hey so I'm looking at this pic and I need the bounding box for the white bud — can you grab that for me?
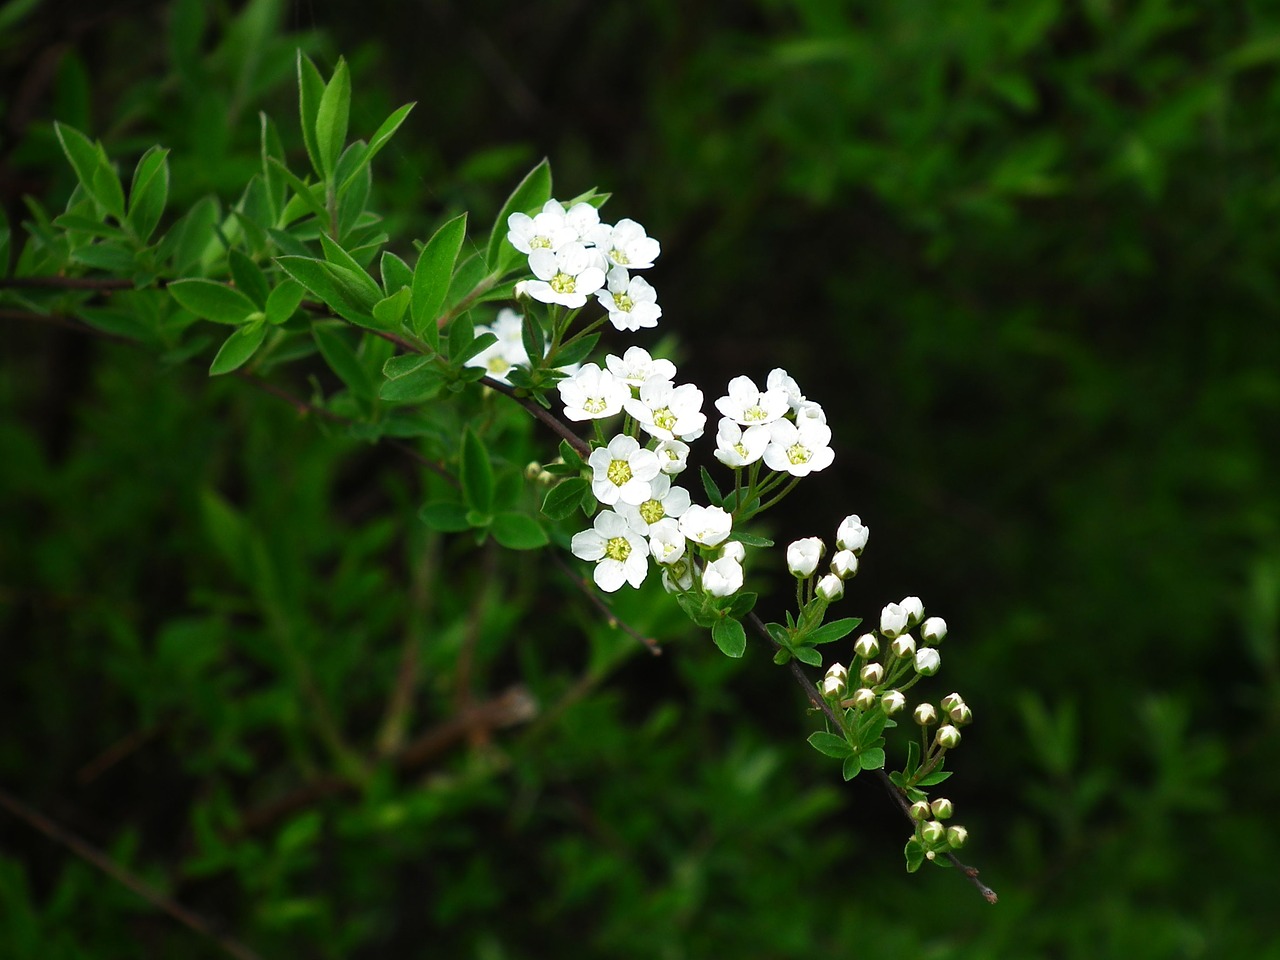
[836,514,869,554]
[786,536,824,577]
[825,662,848,683]
[890,634,916,659]
[661,557,694,593]
[940,692,965,713]
[720,540,745,563]
[859,662,883,685]
[881,689,906,715]
[913,703,938,726]
[950,702,973,726]
[852,687,877,711]
[900,596,924,626]
[937,724,961,749]
[702,556,743,597]
[821,674,845,698]
[921,616,947,645]
[930,797,954,820]
[830,549,858,579]
[914,648,940,676]
[816,573,844,601]
[853,633,880,659]
[879,602,909,638]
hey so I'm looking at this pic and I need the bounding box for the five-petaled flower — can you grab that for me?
[570,510,649,592]
[588,434,660,506]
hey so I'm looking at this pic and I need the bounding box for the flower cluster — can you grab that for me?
[508,199,662,330]
[714,371,833,477]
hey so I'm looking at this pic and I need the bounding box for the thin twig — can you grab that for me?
[552,550,662,655]
[0,785,263,960]
[0,275,137,290]
[481,375,590,457]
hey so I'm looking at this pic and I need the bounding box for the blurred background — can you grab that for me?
[3,0,1279,956]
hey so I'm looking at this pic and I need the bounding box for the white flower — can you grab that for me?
[786,537,824,577]
[525,242,607,308]
[595,267,662,332]
[652,439,691,475]
[795,400,827,425]
[900,596,924,626]
[616,473,691,534]
[880,602,909,638]
[466,309,530,383]
[625,379,706,442]
[714,375,790,427]
[647,517,687,565]
[816,573,844,601]
[713,418,771,468]
[915,648,941,676]
[767,368,805,413]
[678,504,733,547]
[605,346,676,389]
[702,556,743,597]
[506,199,586,254]
[662,556,694,593]
[588,434,660,506]
[557,363,630,421]
[836,515,869,554]
[570,509,648,592]
[763,418,834,477]
[921,617,948,645]
[720,540,745,563]
[589,218,661,270]
[830,549,858,579]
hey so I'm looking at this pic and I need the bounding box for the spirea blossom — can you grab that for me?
[786,537,824,577]
[558,363,630,421]
[702,556,744,597]
[715,375,790,427]
[588,434,660,506]
[836,515,869,554]
[763,419,834,477]
[647,518,686,565]
[596,267,661,332]
[625,380,706,442]
[616,474,691,534]
[678,504,733,547]
[589,218,661,270]
[714,419,770,468]
[605,346,676,389]
[570,509,648,592]
[525,242,607,308]
[506,199,594,254]
[652,439,691,475]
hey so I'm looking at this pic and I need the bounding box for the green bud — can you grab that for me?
[854,633,880,659]
[930,797,953,820]
[859,662,884,685]
[913,703,938,726]
[881,689,906,715]
[946,825,968,849]
[921,820,946,844]
[909,801,931,821]
[937,724,961,749]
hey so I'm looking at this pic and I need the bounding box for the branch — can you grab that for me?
[480,375,591,457]
[0,785,263,960]
[551,549,662,656]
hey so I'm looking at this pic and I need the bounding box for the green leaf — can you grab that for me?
[700,467,724,507]
[209,322,267,375]
[169,279,257,325]
[319,234,383,304]
[267,157,327,222]
[275,256,377,326]
[372,287,411,329]
[446,312,475,364]
[807,731,854,759]
[904,740,921,777]
[730,531,774,548]
[859,747,886,771]
[904,838,926,873]
[91,164,127,220]
[312,325,374,399]
[411,213,468,339]
[228,249,270,308]
[541,478,587,520]
[793,646,823,666]
[380,251,412,294]
[53,122,124,218]
[337,102,416,195]
[809,617,863,646]
[419,501,470,532]
[727,591,757,619]
[296,52,327,178]
[315,57,351,182]
[492,513,548,550]
[521,307,546,363]
[765,622,790,646]
[460,428,494,515]
[677,593,718,629]
[454,332,498,366]
[842,755,862,781]
[487,158,551,271]
[379,355,443,403]
[711,618,746,658]
[551,333,599,369]
[265,279,305,325]
[916,770,954,788]
[126,146,169,242]
[772,649,792,665]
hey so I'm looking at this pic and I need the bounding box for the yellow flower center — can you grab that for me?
[610,247,629,265]
[606,459,633,487]
[530,236,552,249]
[652,406,676,432]
[486,356,511,374]
[639,499,665,524]
[612,292,635,312]
[744,404,768,422]
[787,442,811,465]
[584,397,608,414]
[605,536,631,561]
[550,271,576,294]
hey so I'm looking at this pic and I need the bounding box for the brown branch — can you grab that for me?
[481,375,590,457]
[552,549,662,656]
[0,275,137,290]
[0,785,263,960]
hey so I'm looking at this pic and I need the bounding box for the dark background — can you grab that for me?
[3,0,1278,956]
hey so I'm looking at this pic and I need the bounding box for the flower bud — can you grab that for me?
[889,634,916,659]
[940,692,964,714]
[816,573,844,601]
[909,801,931,821]
[945,825,969,849]
[930,797,954,820]
[702,556,743,597]
[913,703,938,726]
[524,460,543,480]
[836,514,869,554]
[914,648,940,676]
[786,537,824,577]
[921,820,946,844]
[858,662,884,686]
[661,558,694,593]
[949,702,973,726]
[854,633,880,659]
[852,687,876,711]
[720,540,746,563]
[821,674,845,698]
[830,549,858,579]
[900,596,924,626]
[921,616,947,645]
[936,724,961,749]
[879,602,909,639]
[881,689,906,715]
